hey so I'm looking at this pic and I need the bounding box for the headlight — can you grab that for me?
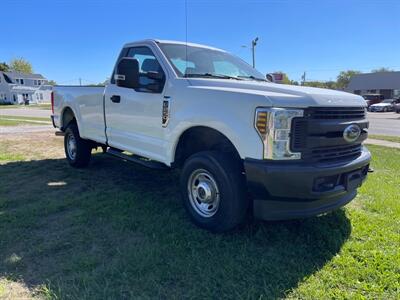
[255,107,303,160]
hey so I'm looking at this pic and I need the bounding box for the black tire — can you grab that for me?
[64,123,92,168]
[180,151,248,232]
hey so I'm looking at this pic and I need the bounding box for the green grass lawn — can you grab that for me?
[0,115,51,126]
[0,134,399,299]
[369,134,400,144]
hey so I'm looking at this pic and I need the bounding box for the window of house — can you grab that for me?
[36,94,39,100]
[40,93,43,100]
[21,79,24,85]
[34,80,37,85]
[3,74,12,83]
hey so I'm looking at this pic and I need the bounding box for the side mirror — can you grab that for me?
[146,71,163,81]
[266,73,283,84]
[115,58,139,89]
[266,73,275,82]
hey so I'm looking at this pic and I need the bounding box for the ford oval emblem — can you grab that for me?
[343,124,361,143]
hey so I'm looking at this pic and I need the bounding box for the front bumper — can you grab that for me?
[244,146,371,220]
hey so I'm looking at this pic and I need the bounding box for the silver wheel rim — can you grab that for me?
[187,169,220,218]
[66,133,77,160]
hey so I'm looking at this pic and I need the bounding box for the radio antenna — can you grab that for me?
[185,0,188,75]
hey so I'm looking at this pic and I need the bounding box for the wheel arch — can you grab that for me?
[61,106,77,130]
[172,125,242,168]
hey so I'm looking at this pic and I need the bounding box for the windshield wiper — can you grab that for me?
[238,75,267,82]
[184,73,244,80]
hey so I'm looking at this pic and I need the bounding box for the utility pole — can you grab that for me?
[301,72,306,85]
[251,37,259,68]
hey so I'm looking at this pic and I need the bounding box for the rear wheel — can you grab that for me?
[64,123,92,168]
[180,151,248,232]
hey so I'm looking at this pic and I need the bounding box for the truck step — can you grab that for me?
[106,148,169,170]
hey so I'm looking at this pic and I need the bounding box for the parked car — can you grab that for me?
[369,99,397,112]
[51,39,371,232]
[394,99,400,113]
[363,94,384,108]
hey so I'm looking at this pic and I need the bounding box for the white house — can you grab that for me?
[0,71,52,105]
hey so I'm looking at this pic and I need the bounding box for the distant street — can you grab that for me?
[0,107,51,118]
[367,112,400,136]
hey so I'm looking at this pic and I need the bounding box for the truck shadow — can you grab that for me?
[0,154,351,299]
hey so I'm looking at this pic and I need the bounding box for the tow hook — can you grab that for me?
[368,167,374,173]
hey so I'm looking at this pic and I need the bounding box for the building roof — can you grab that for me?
[1,71,46,80]
[347,71,400,91]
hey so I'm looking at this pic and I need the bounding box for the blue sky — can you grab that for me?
[1,0,399,84]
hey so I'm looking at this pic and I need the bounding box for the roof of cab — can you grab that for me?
[123,39,226,52]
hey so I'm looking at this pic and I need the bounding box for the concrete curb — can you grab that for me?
[365,139,400,149]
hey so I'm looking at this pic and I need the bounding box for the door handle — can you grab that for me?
[110,95,121,103]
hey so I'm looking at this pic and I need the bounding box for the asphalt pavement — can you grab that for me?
[367,112,400,136]
[0,107,51,118]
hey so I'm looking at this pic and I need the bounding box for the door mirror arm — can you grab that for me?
[146,71,164,81]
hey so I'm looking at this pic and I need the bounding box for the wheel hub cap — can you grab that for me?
[67,134,77,160]
[188,169,220,218]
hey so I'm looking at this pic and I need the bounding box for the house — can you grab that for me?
[346,71,400,99]
[0,71,52,104]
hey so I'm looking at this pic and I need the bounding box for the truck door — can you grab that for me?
[104,46,168,163]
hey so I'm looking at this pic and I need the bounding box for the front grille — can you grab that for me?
[291,119,308,150]
[306,107,366,119]
[302,144,362,163]
[291,107,367,163]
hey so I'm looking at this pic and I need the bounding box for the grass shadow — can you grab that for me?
[0,154,351,299]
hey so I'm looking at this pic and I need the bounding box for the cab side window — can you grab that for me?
[126,47,165,92]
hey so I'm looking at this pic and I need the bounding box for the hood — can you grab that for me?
[371,102,391,107]
[188,78,366,108]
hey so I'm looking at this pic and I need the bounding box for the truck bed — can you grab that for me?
[53,85,106,144]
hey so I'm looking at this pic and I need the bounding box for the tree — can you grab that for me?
[9,58,33,74]
[371,67,393,73]
[0,62,9,72]
[47,80,57,86]
[336,70,361,90]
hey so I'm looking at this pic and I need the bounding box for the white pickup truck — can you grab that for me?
[52,39,371,232]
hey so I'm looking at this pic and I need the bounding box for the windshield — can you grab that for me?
[158,43,266,81]
[382,99,393,103]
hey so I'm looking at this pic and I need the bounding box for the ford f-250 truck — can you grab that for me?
[52,39,371,232]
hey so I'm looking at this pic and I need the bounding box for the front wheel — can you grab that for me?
[180,151,248,232]
[64,123,92,168]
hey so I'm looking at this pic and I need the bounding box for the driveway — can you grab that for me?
[367,112,400,136]
[0,107,51,118]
